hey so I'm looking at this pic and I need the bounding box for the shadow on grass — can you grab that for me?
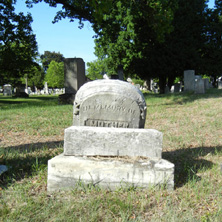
[163,146,222,188]
[0,95,63,110]
[1,141,221,190]
[144,88,222,106]
[0,140,64,189]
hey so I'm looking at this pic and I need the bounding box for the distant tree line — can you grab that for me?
[1,0,222,93]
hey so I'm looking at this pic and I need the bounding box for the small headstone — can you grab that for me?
[173,83,181,92]
[184,70,195,92]
[218,82,222,89]
[3,84,12,96]
[117,64,124,80]
[164,85,170,94]
[203,78,210,90]
[195,78,205,94]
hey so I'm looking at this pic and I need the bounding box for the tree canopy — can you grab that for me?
[44,60,64,88]
[40,51,64,72]
[0,0,38,86]
[6,0,222,93]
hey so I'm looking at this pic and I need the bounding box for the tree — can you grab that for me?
[44,60,64,88]
[0,0,38,86]
[86,59,105,80]
[27,65,45,89]
[40,51,64,72]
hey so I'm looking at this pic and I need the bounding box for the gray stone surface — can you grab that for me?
[218,82,222,89]
[203,78,210,90]
[173,83,181,92]
[73,80,147,129]
[47,154,174,192]
[195,78,205,94]
[184,70,195,92]
[3,84,12,96]
[64,58,86,94]
[64,126,162,158]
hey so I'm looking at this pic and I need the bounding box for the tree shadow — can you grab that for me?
[0,140,64,189]
[0,96,66,110]
[162,146,222,188]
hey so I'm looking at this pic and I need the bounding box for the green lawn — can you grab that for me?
[0,90,222,221]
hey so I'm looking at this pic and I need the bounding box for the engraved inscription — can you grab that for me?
[82,104,135,114]
[84,119,129,128]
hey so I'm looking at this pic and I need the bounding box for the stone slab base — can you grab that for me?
[47,154,174,192]
[64,126,162,158]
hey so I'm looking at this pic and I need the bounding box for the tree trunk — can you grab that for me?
[159,76,166,94]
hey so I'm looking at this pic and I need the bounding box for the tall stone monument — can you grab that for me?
[59,58,86,104]
[48,80,174,191]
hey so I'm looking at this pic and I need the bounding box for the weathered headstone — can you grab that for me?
[59,58,86,104]
[184,70,195,92]
[173,83,181,93]
[203,78,210,90]
[164,85,170,94]
[117,64,124,81]
[218,82,222,89]
[48,80,174,191]
[195,78,205,94]
[3,84,12,96]
[73,80,147,128]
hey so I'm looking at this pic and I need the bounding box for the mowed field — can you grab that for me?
[0,89,222,221]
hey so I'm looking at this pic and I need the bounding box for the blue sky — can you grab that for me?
[15,0,215,66]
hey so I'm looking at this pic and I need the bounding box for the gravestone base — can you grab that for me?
[58,93,75,105]
[47,154,174,192]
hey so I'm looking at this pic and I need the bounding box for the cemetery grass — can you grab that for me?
[0,90,222,221]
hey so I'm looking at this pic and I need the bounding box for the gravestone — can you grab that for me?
[218,82,222,89]
[184,70,195,92]
[14,84,29,97]
[195,78,205,94]
[173,83,181,93]
[164,85,170,94]
[48,80,174,191]
[73,80,146,128]
[203,78,210,90]
[59,58,86,104]
[3,84,12,96]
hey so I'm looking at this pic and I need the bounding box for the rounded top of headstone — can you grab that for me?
[73,80,147,128]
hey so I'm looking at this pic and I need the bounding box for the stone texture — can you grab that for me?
[47,154,174,192]
[3,84,12,96]
[184,70,195,92]
[73,80,147,128]
[203,78,210,90]
[195,78,205,94]
[64,58,86,94]
[64,126,162,158]
[218,82,222,89]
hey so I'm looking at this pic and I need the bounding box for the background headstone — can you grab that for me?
[3,84,12,96]
[218,82,222,89]
[195,78,205,94]
[64,58,86,94]
[204,78,210,90]
[59,58,86,104]
[184,70,195,92]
